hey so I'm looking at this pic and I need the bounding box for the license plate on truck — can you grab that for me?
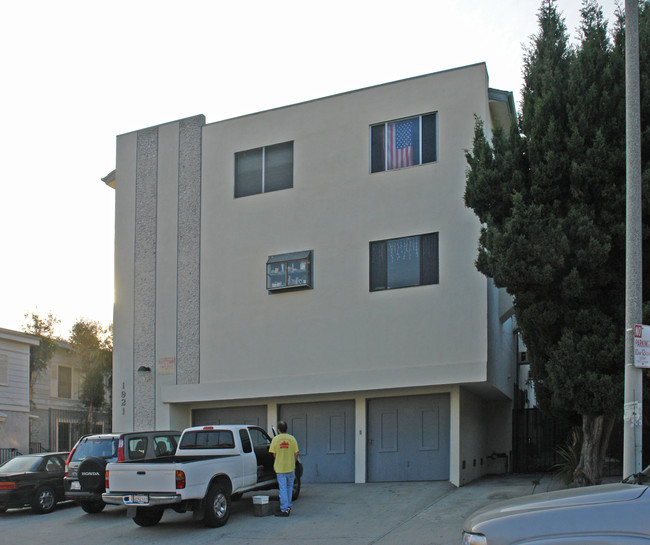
[132,494,149,504]
[71,481,81,490]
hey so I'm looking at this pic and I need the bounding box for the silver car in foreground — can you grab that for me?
[462,468,650,544]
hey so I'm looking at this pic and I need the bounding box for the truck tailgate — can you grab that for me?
[107,462,177,493]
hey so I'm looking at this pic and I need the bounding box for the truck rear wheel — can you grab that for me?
[203,483,231,527]
[133,507,164,527]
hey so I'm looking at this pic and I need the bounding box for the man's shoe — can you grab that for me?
[275,510,289,517]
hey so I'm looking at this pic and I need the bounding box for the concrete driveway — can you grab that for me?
[0,474,565,545]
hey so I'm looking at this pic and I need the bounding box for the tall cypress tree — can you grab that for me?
[465,0,649,485]
[553,0,625,486]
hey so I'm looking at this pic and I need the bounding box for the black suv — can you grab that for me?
[64,431,180,513]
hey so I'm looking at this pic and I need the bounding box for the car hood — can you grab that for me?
[464,483,648,530]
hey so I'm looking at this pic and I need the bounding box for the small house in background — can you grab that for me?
[0,327,111,461]
[0,327,38,462]
[30,340,111,453]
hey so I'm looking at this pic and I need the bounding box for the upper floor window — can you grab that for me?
[370,113,437,173]
[235,141,293,198]
[267,250,313,291]
[57,365,72,399]
[370,233,439,291]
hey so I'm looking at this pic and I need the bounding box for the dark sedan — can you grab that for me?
[0,452,68,514]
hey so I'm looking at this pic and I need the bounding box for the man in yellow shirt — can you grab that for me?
[269,420,299,517]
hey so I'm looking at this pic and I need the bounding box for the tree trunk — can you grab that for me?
[87,403,94,435]
[573,414,615,486]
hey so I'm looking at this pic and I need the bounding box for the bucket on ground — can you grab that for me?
[252,495,273,516]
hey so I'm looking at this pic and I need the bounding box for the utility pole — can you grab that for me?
[623,0,643,478]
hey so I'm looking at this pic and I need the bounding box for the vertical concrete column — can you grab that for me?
[169,403,191,431]
[449,386,460,487]
[623,0,644,477]
[177,116,204,385]
[267,402,278,433]
[155,122,180,429]
[354,396,367,483]
[113,132,137,432]
[115,115,204,432]
[133,126,159,431]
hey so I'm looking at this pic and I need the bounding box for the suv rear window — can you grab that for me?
[127,437,148,459]
[180,430,235,449]
[71,438,118,461]
[152,435,178,457]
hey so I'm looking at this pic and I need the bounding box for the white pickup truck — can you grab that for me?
[102,424,302,527]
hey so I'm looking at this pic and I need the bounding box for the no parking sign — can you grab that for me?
[634,324,650,368]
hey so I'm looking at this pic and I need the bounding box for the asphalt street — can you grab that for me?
[0,473,567,545]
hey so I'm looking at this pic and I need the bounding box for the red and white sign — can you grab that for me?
[634,324,650,368]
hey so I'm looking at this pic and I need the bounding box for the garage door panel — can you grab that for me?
[420,408,439,451]
[328,414,346,454]
[290,414,308,456]
[380,411,398,452]
[192,405,267,428]
[280,400,355,483]
[368,394,449,482]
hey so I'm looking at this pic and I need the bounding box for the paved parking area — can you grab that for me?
[0,474,565,545]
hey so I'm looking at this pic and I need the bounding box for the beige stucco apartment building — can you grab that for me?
[108,63,517,486]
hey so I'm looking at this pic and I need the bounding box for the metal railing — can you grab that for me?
[0,447,21,465]
[512,408,623,477]
[30,442,49,454]
[48,408,112,451]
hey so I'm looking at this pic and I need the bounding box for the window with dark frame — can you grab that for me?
[267,250,312,291]
[369,233,439,291]
[370,113,437,173]
[179,430,235,449]
[46,456,64,472]
[57,365,72,399]
[128,437,148,459]
[239,429,253,453]
[235,141,293,198]
[58,422,71,451]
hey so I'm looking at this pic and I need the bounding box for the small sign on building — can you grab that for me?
[157,357,176,375]
[633,325,650,368]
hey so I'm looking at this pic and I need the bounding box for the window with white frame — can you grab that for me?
[370,113,437,173]
[57,365,72,399]
[235,141,293,198]
[369,233,439,291]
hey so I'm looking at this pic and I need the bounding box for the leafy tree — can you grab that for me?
[68,319,112,427]
[465,0,650,485]
[23,312,59,403]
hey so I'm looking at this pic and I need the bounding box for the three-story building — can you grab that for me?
[107,63,517,486]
